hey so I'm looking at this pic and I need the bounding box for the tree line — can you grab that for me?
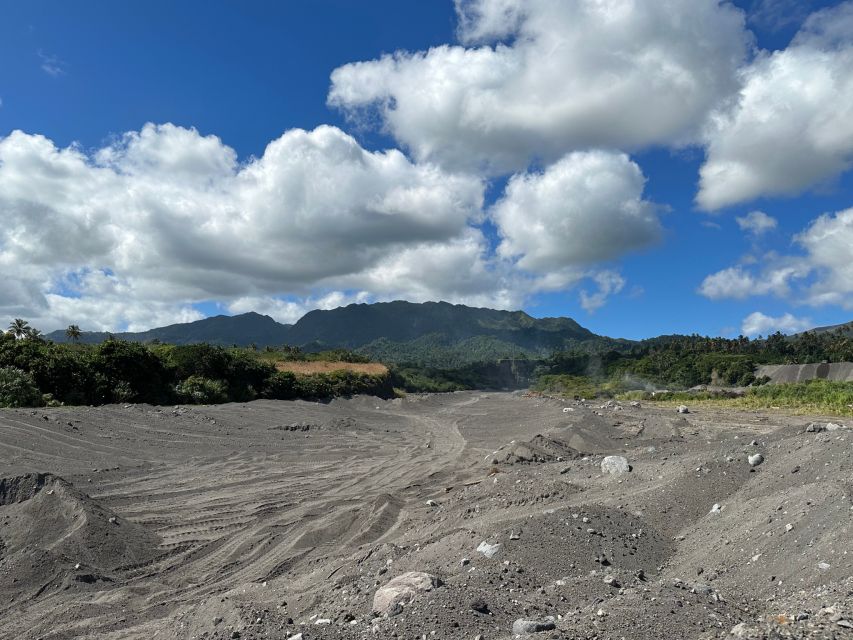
[537,328,853,390]
[0,323,392,408]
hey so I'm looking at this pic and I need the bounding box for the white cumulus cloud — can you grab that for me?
[329,0,749,174]
[699,206,853,309]
[741,311,812,336]
[492,150,662,272]
[0,124,491,331]
[579,271,626,314]
[698,2,853,209]
[736,210,778,235]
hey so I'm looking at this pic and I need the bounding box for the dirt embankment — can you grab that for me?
[275,361,389,375]
[0,393,850,639]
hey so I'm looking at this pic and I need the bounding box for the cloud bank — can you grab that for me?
[0,124,654,331]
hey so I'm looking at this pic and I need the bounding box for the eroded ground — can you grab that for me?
[0,392,851,639]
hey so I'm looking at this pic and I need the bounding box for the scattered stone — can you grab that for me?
[677,405,690,414]
[476,541,501,558]
[785,523,793,532]
[747,454,764,467]
[603,575,620,588]
[470,597,489,614]
[460,558,470,567]
[425,499,438,507]
[600,455,630,474]
[512,618,556,634]
[509,531,520,540]
[806,422,825,433]
[709,503,722,515]
[108,516,118,525]
[818,562,831,571]
[373,572,442,617]
[826,422,845,431]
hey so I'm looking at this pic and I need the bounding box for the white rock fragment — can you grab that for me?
[372,572,442,617]
[600,456,631,474]
[476,541,501,558]
[748,454,764,467]
[677,405,690,414]
[709,503,722,515]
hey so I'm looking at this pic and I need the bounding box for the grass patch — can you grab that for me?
[619,380,853,416]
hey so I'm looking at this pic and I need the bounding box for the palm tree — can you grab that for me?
[65,324,82,343]
[8,319,29,340]
[25,327,43,341]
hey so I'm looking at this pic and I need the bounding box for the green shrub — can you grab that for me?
[0,366,44,407]
[262,371,298,400]
[175,376,229,404]
[91,340,171,403]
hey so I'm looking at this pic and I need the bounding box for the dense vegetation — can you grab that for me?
[534,330,853,393]
[0,330,392,408]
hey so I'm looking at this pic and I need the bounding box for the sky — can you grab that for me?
[0,0,852,340]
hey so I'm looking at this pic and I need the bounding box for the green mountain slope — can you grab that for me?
[45,300,614,364]
[47,312,292,346]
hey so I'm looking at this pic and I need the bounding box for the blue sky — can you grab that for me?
[1,0,851,339]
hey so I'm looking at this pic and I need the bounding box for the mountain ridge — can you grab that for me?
[45,300,614,364]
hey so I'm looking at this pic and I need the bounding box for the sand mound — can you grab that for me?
[489,434,584,465]
[0,473,160,600]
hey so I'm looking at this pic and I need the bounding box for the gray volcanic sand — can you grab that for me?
[0,393,851,639]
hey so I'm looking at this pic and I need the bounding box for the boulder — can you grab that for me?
[476,541,501,558]
[747,454,764,467]
[600,456,630,474]
[372,572,442,617]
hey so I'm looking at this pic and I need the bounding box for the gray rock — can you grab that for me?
[476,541,501,558]
[677,405,690,414]
[747,453,764,467]
[512,618,556,634]
[600,455,630,474]
[372,571,442,617]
